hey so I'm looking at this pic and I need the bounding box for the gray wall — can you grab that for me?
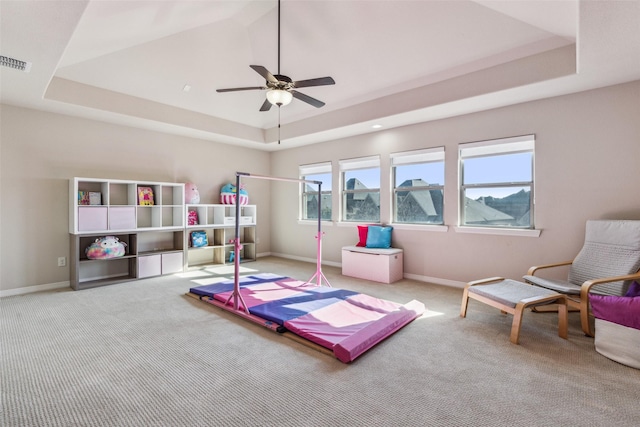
[1,80,639,292]
[270,80,640,286]
[0,106,271,292]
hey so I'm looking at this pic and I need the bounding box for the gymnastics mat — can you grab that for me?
[188,273,425,363]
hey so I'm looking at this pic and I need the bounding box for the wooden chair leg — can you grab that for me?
[460,287,470,318]
[558,300,568,339]
[510,303,525,344]
[580,299,594,337]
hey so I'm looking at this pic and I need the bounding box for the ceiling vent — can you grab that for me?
[1,55,32,72]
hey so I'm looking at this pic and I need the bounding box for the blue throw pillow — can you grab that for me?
[366,226,393,248]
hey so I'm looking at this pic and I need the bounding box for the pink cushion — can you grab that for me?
[590,295,640,330]
[356,225,372,247]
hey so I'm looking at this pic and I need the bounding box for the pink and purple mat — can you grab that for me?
[189,273,425,363]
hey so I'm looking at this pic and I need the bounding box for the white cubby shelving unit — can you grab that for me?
[185,204,257,269]
[69,177,185,290]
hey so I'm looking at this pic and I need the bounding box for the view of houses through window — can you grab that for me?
[340,156,380,222]
[460,135,534,228]
[392,148,445,224]
[300,162,332,221]
[299,136,534,229]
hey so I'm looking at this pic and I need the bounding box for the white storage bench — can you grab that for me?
[341,246,404,284]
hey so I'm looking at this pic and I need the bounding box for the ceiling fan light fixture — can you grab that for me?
[266,89,293,106]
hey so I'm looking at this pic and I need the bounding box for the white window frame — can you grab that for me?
[391,147,445,225]
[299,162,332,221]
[459,135,535,230]
[339,156,381,223]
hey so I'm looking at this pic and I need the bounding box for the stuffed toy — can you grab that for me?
[85,236,127,259]
[220,183,248,205]
[185,182,200,204]
[137,187,154,205]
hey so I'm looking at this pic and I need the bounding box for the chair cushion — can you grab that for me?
[469,279,561,308]
[583,220,640,250]
[567,220,640,296]
[522,275,582,295]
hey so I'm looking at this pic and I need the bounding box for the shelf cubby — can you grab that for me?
[70,178,186,290]
[184,204,257,270]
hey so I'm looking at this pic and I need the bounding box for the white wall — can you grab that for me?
[0,106,271,292]
[2,81,639,293]
[270,81,640,286]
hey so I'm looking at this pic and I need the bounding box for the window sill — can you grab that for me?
[389,223,448,232]
[297,220,335,227]
[454,226,541,237]
[336,221,381,228]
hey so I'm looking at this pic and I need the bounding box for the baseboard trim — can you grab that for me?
[403,273,466,289]
[0,281,71,298]
[270,252,342,268]
[0,258,464,298]
[269,253,464,287]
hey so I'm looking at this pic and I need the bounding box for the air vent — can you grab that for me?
[1,55,32,73]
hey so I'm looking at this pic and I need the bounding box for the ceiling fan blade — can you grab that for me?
[250,65,278,84]
[291,90,325,108]
[259,98,273,112]
[216,86,266,93]
[293,76,335,88]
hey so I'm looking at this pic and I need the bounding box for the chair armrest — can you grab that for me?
[579,272,640,337]
[467,277,505,287]
[580,272,640,298]
[526,261,573,276]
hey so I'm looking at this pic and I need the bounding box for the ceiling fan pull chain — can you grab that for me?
[277,0,281,75]
[278,106,281,144]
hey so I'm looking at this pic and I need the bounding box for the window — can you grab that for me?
[300,162,332,221]
[460,135,534,229]
[340,156,380,222]
[392,147,445,224]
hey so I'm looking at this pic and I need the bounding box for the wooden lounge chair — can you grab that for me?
[523,220,640,337]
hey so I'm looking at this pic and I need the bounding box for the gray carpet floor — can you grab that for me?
[1,257,639,426]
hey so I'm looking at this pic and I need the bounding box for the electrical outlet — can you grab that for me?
[57,257,66,267]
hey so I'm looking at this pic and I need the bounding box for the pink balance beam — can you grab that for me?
[196,295,283,332]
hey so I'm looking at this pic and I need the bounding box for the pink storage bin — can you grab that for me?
[109,207,136,230]
[78,207,108,231]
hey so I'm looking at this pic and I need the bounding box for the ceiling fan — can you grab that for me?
[216,0,335,112]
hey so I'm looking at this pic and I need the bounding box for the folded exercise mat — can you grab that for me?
[189,274,424,363]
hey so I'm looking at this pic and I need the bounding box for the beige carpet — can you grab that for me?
[1,257,639,426]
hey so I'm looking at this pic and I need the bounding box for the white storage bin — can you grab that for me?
[224,216,253,225]
[109,207,136,230]
[138,254,161,278]
[161,252,183,274]
[78,207,108,231]
[341,246,404,284]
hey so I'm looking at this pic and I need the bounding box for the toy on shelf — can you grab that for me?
[188,210,199,226]
[138,187,154,205]
[220,183,248,205]
[185,182,200,204]
[78,191,102,206]
[229,250,242,263]
[190,231,208,248]
[85,236,127,259]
